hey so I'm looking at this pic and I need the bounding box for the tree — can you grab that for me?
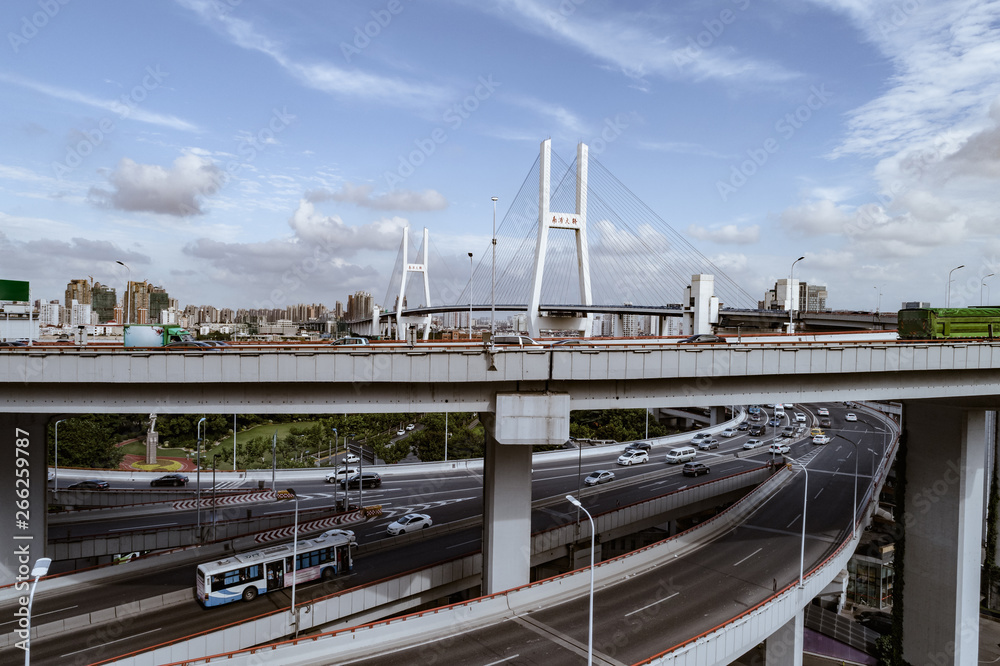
[49,416,125,469]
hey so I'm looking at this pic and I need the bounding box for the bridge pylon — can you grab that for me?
[526,140,593,338]
[393,226,432,341]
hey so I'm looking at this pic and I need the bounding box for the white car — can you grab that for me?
[794,413,806,423]
[721,428,737,437]
[742,438,763,449]
[405,423,415,430]
[783,403,794,409]
[817,408,830,416]
[617,450,649,466]
[584,469,615,486]
[812,434,831,445]
[325,467,358,483]
[396,429,406,436]
[845,413,858,422]
[386,513,432,536]
[768,442,791,454]
[691,432,710,444]
[343,453,360,464]
[319,528,356,542]
[697,438,719,451]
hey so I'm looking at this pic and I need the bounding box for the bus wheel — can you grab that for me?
[243,587,258,602]
[321,567,336,581]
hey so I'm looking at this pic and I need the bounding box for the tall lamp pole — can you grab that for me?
[947,264,965,307]
[789,459,810,588]
[24,557,52,666]
[788,256,805,334]
[116,260,131,326]
[840,436,860,540]
[196,417,206,540]
[468,252,474,339]
[566,495,594,666]
[329,427,337,465]
[287,488,300,635]
[54,418,66,491]
[982,273,995,306]
[491,196,498,336]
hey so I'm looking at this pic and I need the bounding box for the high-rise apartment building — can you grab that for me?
[91,282,117,323]
[64,279,91,310]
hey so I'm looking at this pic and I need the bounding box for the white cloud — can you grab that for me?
[89,154,223,216]
[305,183,449,211]
[779,199,854,236]
[686,223,760,244]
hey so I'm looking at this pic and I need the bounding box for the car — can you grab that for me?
[405,423,415,430]
[331,337,369,346]
[697,438,719,451]
[749,412,763,422]
[165,340,218,350]
[780,426,796,438]
[396,429,406,436]
[768,442,791,454]
[819,417,832,428]
[737,422,750,431]
[343,453,360,464]
[768,417,782,427]
[680,333,726,343]
[817,408,830,416]
[68,479,109,490]
[845,413,858,422]
[810,427,824,437]
[548,338,583,347]
[617,450,649,465]
[325,467,358,483]
[0,340,27,347]
[691,432,710,444]
[584,470,615,486]
[493,335,541,347]
[812,434,831,445]
[624,441,652,452]
[199,340,231,347]
[150,473,188,487]
[47,469,55,481]
[721,428,737,437]
[783,403,794,409]
[682,462,711,476]
[386,513,432,536]
[742,439,763,450]
[794,413,806,423]
[319,528,356,542]
[748,424,765,436]
[340,472,382,489]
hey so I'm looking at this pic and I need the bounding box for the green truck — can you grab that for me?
[123,324,194,347]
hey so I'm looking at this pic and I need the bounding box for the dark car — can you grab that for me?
[340,472,382,489]
[150,473,189,487]
[737,422,750,431]
[0,340,27,347]
[166,341,217,350]
[625,441,652,452]
[748,424,765,436]
[680,334,726,344]
[768,417,782,427]
[682,462,710,476]
[68,479,109,490]
[819,417,832,428]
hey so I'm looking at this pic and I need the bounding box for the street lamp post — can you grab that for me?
[947,264,965,307]
[468,252,473,339]
[212,454,220,533]
[24,556,52,666]
[54,418,66,491]
[840,436,860,540]
[566,495,594,666]
[789,459,810,588]
[116,260,131,326]
[788,256,805,334]
[329,427,337,465]
[287,488,300,636]
[196,417,206,540]
[982,273,995,306]
[491,196,498,336]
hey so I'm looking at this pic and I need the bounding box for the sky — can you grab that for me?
[2,0,1000,314]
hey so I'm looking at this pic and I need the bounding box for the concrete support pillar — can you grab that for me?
[902,402,985,666]
[709,406,726,426]
[481,413,533,594]
[764,609,803,666]
[0,412,51,581]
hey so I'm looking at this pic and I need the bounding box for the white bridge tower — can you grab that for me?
[526,140,593,338]
[394,226,432,341]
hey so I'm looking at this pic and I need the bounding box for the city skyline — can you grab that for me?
[2,2,1000,312]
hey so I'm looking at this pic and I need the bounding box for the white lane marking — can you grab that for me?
[108,522,174,532]
[484,656,521,665]
[0,605,78,627]
[814,488,824,499]
[60,627,162,657]
[625,592,679,617]
[446,539,480,550]
[733,547,763,567]
[786,514,801,528]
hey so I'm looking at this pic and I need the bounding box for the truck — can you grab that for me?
[124,324,194,348]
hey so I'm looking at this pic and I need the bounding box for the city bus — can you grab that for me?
[196,529,356,607]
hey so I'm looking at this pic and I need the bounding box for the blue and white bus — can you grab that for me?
[196,529,356,607]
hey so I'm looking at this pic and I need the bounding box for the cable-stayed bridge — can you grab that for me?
[370,139,757,340]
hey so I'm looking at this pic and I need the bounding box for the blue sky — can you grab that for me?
[2,0,1000,313]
